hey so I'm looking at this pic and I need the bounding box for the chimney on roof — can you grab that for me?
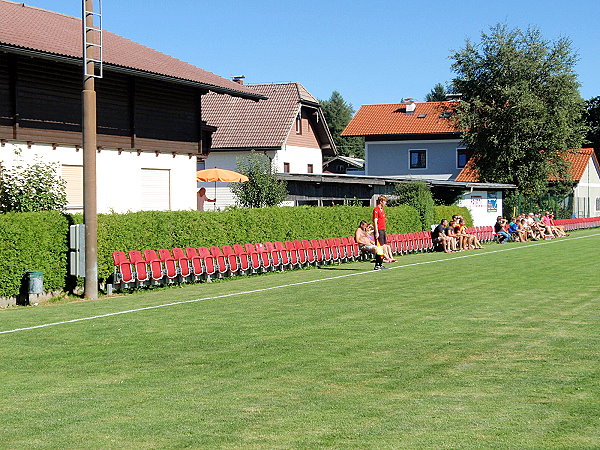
[232,75,245,85]
[404,98,416,114]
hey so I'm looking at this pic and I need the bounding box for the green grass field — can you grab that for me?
[1,229,600,448]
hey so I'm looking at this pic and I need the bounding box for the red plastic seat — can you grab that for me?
[197,247,216,275]
[264,242,282,269]
[293,240,308,265]
[325,238,341,262]
[274,241,293,267]
[333,238,348,261]
[209,245,229,274]
[285,241,301,266]
[112,251,134,284]
[143,249,165,281]
[184,247,205,277]
[158,248,178,279]
[310,239,325,263]
[301,240,316,264]
[232,244,251,272]
[222,245,240,274]
[318,238,333,262]
[340,237,355,260]
[244,243,262,271]
[172,247,192,278]
[254,243,272,270]
[128,250,149,282]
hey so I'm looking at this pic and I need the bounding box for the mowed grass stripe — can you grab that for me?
[0,229,599,447]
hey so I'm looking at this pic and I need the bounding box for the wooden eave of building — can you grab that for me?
[0,43,266,102]
[300,103,337,156]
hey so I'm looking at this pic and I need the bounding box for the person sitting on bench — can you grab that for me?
[494,216,511,243]
[355,220,385,269]
[432,219,453,253]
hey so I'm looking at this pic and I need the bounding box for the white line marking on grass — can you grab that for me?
[2,232,599,336]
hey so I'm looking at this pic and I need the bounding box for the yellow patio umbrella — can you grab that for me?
[196,168,249,209]
[196,168,249,183]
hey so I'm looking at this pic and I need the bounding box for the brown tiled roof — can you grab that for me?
[342,101,459,137]
[0,0,262,100]
[203,82,322,149]
[456,148,597,182]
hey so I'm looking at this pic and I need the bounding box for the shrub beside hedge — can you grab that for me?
[0,211,69,298]
[433,205,473,227]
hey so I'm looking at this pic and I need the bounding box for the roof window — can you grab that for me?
[417,114,427,118]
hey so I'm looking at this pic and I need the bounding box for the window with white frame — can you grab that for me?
[457,148,468,168]
[409,150,427,169]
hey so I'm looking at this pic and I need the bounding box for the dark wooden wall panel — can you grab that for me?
[17,57,81,131]
[0,53,13,126]
[96,72,131,136]
[0,54,209,151]
[135,78,199,142]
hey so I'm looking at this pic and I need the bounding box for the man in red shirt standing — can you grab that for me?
[372,195,388,270]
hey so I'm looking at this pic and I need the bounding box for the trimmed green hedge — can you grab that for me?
[93,206,421,281]
[433,205,473,227]
[1,205,422,298]
[0,211,70,298]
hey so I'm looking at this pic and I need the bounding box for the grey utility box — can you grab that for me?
[69,224,86,277]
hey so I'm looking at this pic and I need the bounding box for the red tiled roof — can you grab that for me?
[0,1,262,100]
[202,82,321,149]
[341,101,459,137]
[456,148,597,183]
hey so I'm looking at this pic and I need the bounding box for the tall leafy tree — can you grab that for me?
[320,91,364,158]
[585,96,600,158]
[231,151,288,208]
[451,24,588,195]
[425,83,448,102]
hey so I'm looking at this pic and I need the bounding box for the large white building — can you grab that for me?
[0,1,264,213]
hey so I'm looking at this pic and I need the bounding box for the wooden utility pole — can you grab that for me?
[82,0,101,299]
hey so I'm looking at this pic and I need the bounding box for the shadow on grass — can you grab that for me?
[318,266,366,271]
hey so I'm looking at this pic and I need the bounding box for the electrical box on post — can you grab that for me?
[69,224,86,277]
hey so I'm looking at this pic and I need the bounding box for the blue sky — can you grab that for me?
[22,0,600,111]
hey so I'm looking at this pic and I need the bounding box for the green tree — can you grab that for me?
[230,151,288,208]
[425,83,447,102]
[0,149,66,212]
[451,24,588,196]
[320,91,364,158]
[585,96,600,158]
[391,181,436,230]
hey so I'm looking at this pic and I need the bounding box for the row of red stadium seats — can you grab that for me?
[111,219,598,290]
[111,228,495,288]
